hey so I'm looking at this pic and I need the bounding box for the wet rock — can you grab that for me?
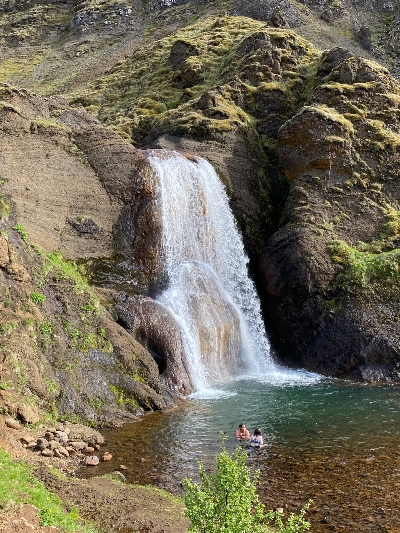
[114,295,194,396]
[84,455,100,466]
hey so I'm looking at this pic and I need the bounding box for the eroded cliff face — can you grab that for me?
[1,0,400,428]
[0,86,170,425]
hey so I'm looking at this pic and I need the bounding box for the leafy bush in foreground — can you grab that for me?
[183,443,311,533]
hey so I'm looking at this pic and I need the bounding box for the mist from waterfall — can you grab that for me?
[148,150,274,392]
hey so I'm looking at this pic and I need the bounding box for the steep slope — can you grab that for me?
[0,85,169,424]
[261,50,400,380]
[0,0,400,413]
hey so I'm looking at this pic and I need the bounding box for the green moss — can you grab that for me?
[133,371,147,384]
[31,117,72,134]
[109,385,138,408]
[329,239,400,287]
[0,56,44,83]
[303,105,355,136]
[365,119,400,150]
[72,16,317,144]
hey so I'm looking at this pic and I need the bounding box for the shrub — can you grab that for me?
[183,442,311,533]
[13,223,29,244]
[29,292,46,304]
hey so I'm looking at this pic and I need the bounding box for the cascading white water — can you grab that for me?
[148,150,274,392]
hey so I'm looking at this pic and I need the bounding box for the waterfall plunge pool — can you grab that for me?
[79,152,400,530]
[80,375,400,532]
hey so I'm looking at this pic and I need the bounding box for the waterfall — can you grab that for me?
[147,150,274,392]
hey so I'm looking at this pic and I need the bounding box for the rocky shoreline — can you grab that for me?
[0,415,189,532]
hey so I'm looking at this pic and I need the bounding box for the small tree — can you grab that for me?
[183,442,311,533]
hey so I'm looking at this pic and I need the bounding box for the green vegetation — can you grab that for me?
[109,385,138,408]
[0,449,96,532]
[71,17,317,144]
[31,117,72,134]
[329,239,400,286]
[0,196,11,219]
[329,207,400,287]
[29,291,46,304]
[13,223,29,243]
[183,442,311,533]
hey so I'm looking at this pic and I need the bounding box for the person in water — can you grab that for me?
[250,428,263,447]
[235,423,250,439]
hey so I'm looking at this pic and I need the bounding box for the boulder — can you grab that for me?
[4,418,20,430]
[114,295,193,396]
[17,404,40,425]
[84,455,100,466]
[37,438,49,451]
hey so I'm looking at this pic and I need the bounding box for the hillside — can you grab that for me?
[0,0,400,431]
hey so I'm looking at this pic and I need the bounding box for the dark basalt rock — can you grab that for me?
[260,51,400,382]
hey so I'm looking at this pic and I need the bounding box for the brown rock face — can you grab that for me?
[0,85,166,424]
[61,110,164,293]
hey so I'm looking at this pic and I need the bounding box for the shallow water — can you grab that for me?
[81,374,400,532]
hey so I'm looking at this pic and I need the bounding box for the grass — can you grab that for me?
[29,292,46,304]
[13,223,29,244]
[0,448,96,532]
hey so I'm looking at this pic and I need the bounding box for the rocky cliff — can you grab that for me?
[0,86,169,425]
[1,0,400,426]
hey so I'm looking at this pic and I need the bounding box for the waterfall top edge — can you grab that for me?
[142,148,200,164]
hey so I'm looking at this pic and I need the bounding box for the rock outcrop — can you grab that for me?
[0,85,167,424]
[261,49,400,381]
